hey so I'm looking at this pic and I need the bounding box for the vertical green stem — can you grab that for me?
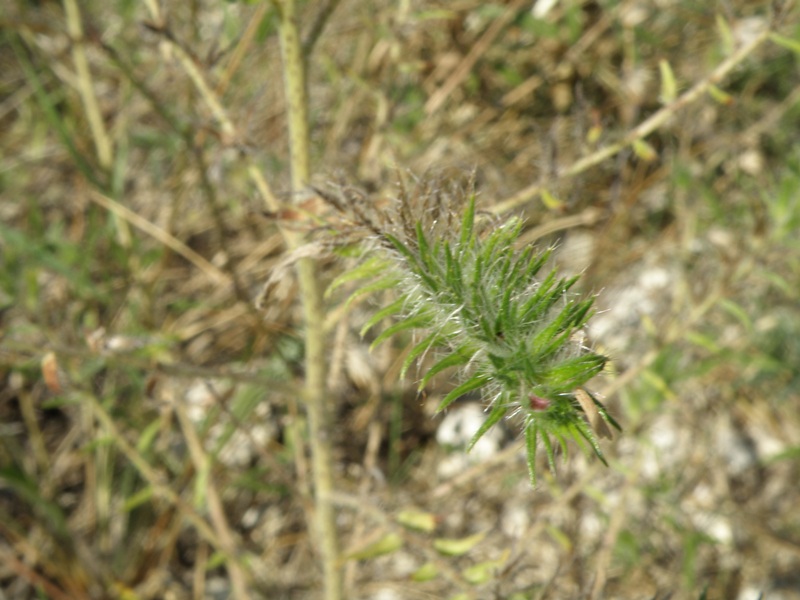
[275,1,342,598]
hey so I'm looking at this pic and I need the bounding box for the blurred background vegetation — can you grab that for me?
[1,0,799,599]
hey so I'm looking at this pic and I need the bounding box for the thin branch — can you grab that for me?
[302,0,342,56]
[87,190,231,286]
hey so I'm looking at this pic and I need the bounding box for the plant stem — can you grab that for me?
[275,1,342,598]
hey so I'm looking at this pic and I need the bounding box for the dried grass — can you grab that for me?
[1,1,799,599]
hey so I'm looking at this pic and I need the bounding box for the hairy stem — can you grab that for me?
[275,1,342,598]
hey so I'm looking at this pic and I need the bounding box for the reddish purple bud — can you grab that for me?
[529,393,550,411]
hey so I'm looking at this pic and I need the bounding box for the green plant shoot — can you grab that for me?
[326,179,621,485]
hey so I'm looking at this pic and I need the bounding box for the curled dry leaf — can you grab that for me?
[574,387,613,440]
[41,351,63,394]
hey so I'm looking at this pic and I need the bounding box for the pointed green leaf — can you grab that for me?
[467,403,508,452]
[443,243,464,298]
[541,430,557,474]
[525,424,539,486]
[572,421,608,466]
[480,225,504,261]
[499,286,514,333]
[370,312,434,350]
[401,332,445,378]
[459,195,476,247]
[511,245,535,283]
[590,394,622,432]
[416,221,431,260]
[540,354,606,390]
[554,429,570,459]
[496,251,514,286]
[471,252,485,291]
[523,247,552,281]
[360,297,407,337]
[343,276,400,311]
[326,255,387,298]
[384,232,438,291]
[419,345,474,389]
[520,270,559,321]
[436,374,491,412]
[383,232,415,261]
[415,222,441,279]
[477,314,495,340]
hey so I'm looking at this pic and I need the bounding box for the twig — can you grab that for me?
[516,207,603,246]
[216,3,271,98]
[88,190,231,286]
[302,0,342,56]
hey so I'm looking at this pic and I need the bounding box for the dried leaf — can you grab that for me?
[41,352,63,393]
[574,388,613,439]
